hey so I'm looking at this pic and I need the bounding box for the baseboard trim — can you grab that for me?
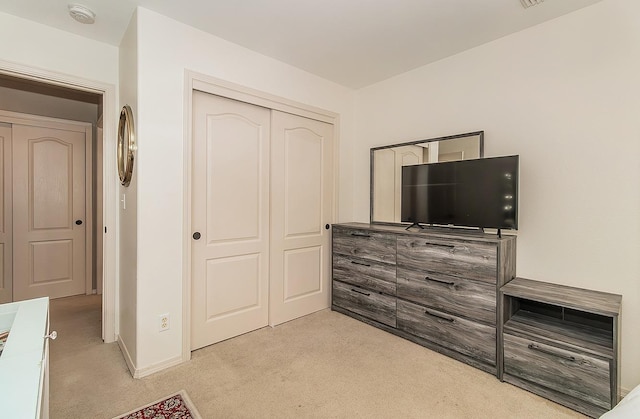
[133,355,184,379]
[116,334,185,378]
[116,335,136,378]
[620,386,631,398]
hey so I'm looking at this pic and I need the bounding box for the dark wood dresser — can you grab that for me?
[331,222,516,376]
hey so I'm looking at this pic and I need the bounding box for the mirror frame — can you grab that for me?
[117,105,136,187]
[370,131,484,225]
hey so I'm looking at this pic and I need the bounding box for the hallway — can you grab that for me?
[49,295,130,417]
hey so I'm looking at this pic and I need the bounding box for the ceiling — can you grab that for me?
[0,0,602,88]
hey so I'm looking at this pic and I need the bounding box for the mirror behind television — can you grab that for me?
[370,131,483,224]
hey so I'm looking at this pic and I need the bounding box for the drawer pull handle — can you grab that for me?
[351,233,371,238]
[424,242,472,255]
[425,276,455,287]
[44,331,58,341]
[527,343,576,362]
[424,310,455,323]
[451,246,470,254]
[426,242,455,249]
[351,261,371,267]
[351,288,371,297]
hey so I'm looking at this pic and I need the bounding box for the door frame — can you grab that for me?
[182,70,340,361]
[0,110,93,299]
[0,60,117,343]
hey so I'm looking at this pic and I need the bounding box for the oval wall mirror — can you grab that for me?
[370,131,484,225]
[117,105,136,187]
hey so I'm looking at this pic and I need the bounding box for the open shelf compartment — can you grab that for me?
[503,302,613,358]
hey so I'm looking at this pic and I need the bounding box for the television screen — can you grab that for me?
[401,156,518,230]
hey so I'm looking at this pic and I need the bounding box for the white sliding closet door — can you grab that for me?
[269,111,333,326]
[191,91,271,350]
[190,90,334,350]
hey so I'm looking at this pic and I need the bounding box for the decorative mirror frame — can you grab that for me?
[370,131,484,225]
[117,105,136,187]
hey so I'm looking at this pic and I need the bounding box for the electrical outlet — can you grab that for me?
[159,314,170,332]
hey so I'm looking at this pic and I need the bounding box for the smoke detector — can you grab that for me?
[68,4,96,24]
[521,0,544,8]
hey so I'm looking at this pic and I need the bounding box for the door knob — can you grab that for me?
[325,224,330,230]
[193,232,201,240]
[75,220,83,225]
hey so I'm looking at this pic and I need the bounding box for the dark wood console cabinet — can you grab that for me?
[331,222,516,376]
[500,277,622,418]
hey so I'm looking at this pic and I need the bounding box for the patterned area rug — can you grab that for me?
[112,390,202,419]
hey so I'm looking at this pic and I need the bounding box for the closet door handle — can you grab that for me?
[192,232,201,240]
[75,220,83,225]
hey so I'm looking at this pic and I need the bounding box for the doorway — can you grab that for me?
[0,65,116,343]
[0,118,93,302]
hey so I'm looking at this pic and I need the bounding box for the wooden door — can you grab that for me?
[269,111,333,325]
[12,124,87,301]
[191,91,270,350]
[0,124,12,304]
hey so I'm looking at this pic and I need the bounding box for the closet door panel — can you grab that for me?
[270,111,334,326]
[191,91,270,350]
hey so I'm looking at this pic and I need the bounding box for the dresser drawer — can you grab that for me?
[397,299,495,366]
[333,227,396,264]
[332,281,396,327]
[397,237,496,283]
[333,253,396,295]
[503,333,611,410]
[397,268,495,325]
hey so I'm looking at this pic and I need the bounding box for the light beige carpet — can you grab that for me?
[49,295,586,418]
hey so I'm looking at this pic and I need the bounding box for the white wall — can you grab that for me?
[132,8,356,371]
[0,12,117,87]
[354,0,640,391]
[118,11,139,368]
[0,10,120,341]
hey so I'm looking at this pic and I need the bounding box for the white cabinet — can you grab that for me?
[0,297,52,418]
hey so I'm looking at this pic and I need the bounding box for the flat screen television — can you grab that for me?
[401,155,518,231]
